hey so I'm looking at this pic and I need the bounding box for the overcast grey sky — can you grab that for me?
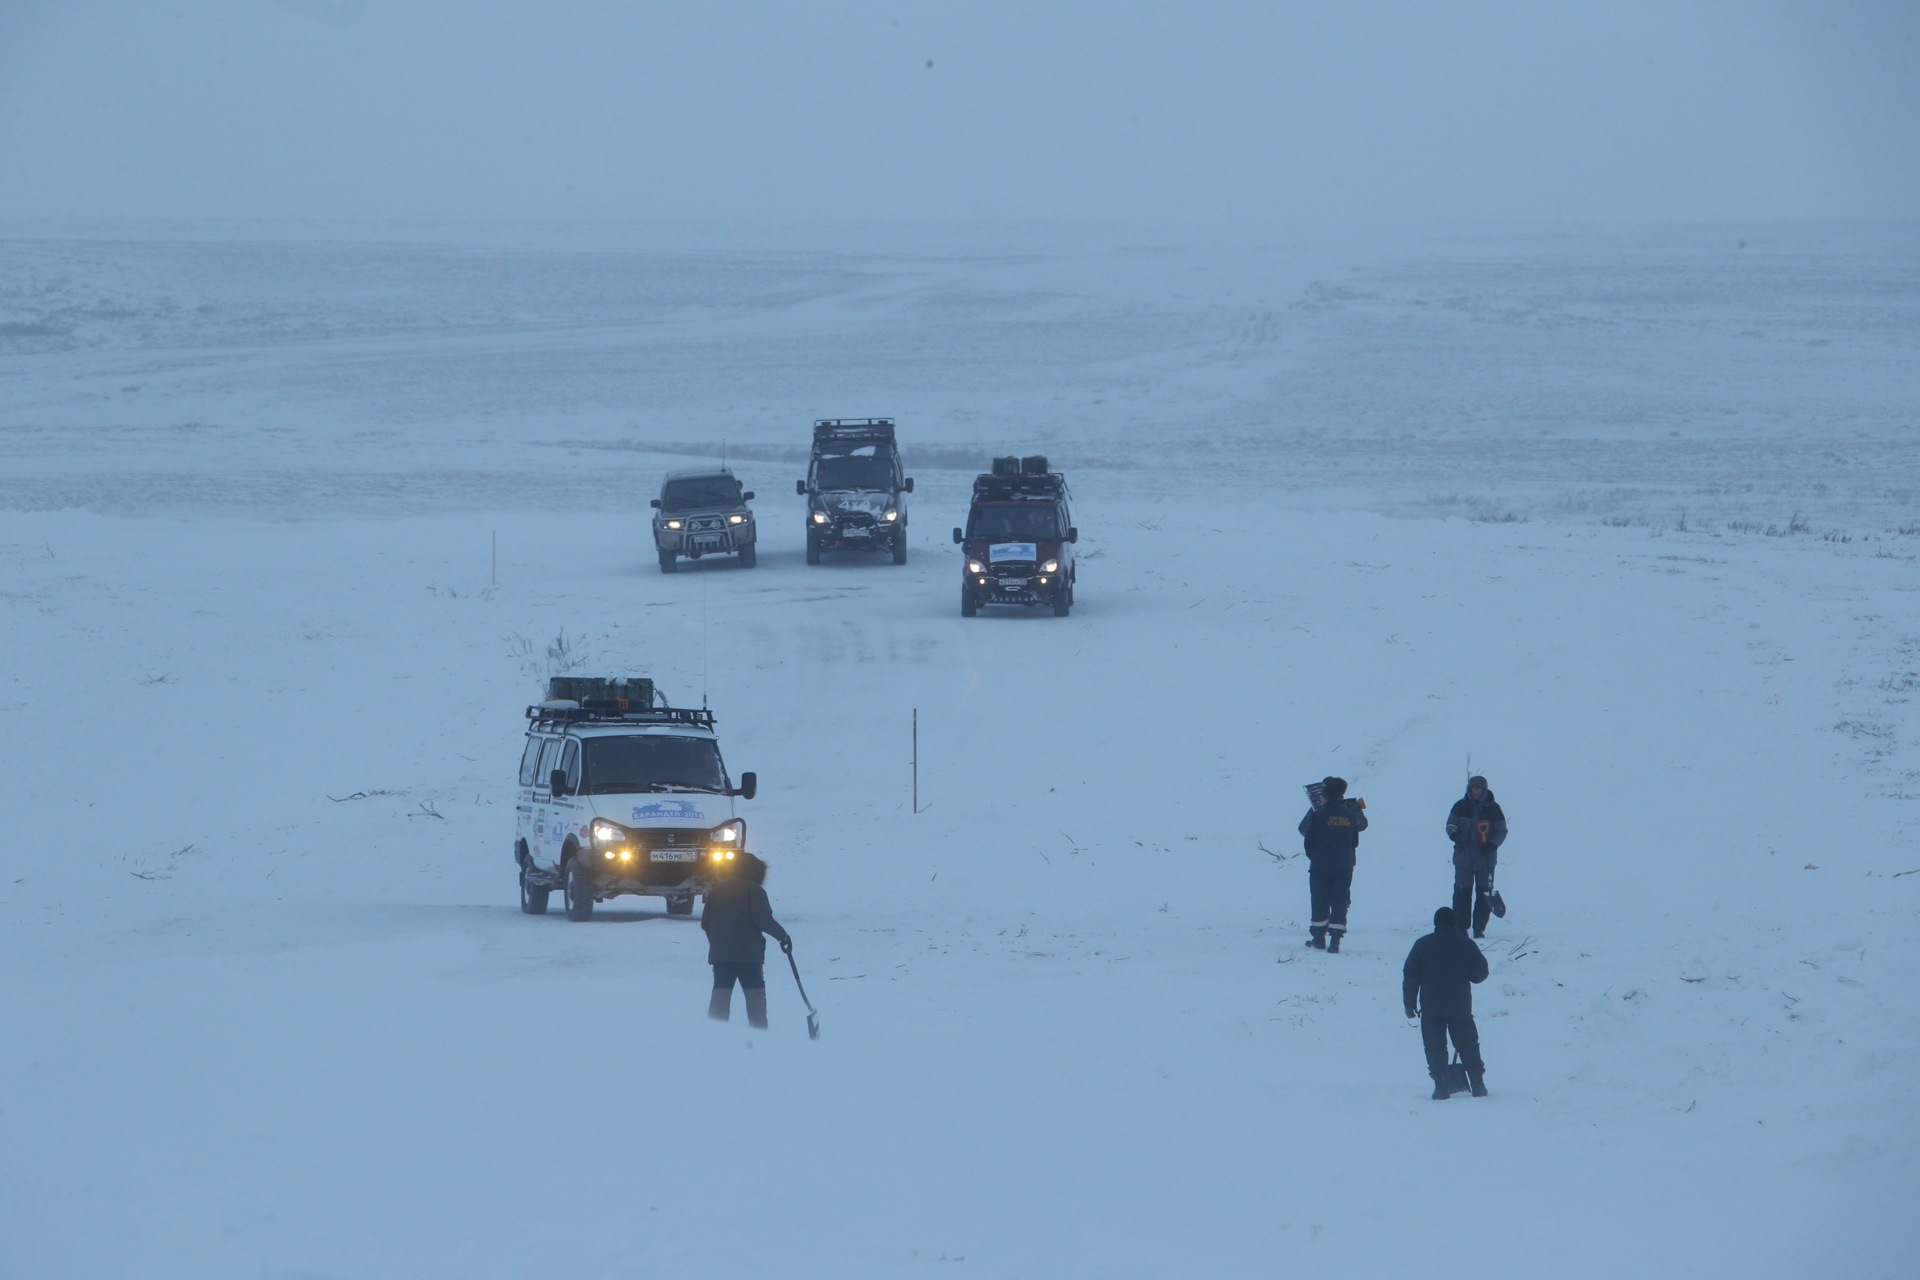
[2,1,1916,229]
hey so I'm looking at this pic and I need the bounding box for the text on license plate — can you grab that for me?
[998,577,1027,588]
[649,848,698,862]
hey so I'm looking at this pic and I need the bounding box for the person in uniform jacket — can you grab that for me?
[1446,775,1508,938]
[1403,906,1490,1098]
[701,852,791,1029]
[1298,775,1367,953]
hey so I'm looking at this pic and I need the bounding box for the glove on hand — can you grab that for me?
[1405,1006,1418,1021]
[780,938,793,955]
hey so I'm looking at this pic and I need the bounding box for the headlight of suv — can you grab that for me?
[1042,559,1059,573]
[665,519,683,530]
[729,514,748,525]
[592,820,625,845]
[883,510,899,522]
[967,559,986,574]
[811,511,829,524]
[711,819,745,845]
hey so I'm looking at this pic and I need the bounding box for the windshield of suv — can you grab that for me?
[814,454,894,491]
[660,476,743,511]
[582,735,727,794]
[968,504,1062,542]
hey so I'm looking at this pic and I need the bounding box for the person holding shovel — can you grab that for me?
[1403,906,1490,1099]
[1446,774,1507,937]
[701,852,791,1030]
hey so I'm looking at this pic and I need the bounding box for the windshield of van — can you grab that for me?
[814,454,894,491]
[582,735,727,794]
[967,504,1061,542]
[660,476,743,511]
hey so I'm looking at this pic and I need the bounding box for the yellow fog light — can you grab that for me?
[602,849,615,861]
[618,849,634,861]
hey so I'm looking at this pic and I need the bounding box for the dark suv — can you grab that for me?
[796,419,913,565]
[652,467,757,573]
[951,456,1078,617]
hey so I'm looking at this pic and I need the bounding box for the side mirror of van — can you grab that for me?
[795,479,807,496]
[951,528,963,545]
[903,477,915,493]
[549,769,569,797]
[742,491,755,502]
[736,772,757,801]
[649,499,660,509]
[1068,527,1079,543]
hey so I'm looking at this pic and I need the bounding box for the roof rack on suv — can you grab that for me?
[813,418,896,448]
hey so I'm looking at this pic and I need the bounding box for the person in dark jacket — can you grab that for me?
[1403,906,1490,1099]
[1298,775,1367,953]
[1446,775,1508,938]
[700,852,791,1029]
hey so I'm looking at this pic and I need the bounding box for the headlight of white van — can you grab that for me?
[1042,559,1060,573]
[592,821,625,845]
[711,819,745,845]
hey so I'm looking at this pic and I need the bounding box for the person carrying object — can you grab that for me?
[701,852,791,1029]
[1446,774,1507,938]
[1402,906,1490,1099]
[1298,775,1367,953]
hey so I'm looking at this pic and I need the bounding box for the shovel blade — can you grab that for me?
[806,1012,820,1040]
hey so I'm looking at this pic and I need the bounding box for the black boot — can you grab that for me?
[1307,927,1327,950]
[1468,1070,1488,1098]
[1431,1079,1451,1100]
[1326,931,1342,954]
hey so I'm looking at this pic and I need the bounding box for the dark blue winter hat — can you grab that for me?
[1434,907,1456,929]
[1321,776,1347,799]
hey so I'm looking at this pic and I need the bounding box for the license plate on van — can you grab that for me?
[649,848,698,862]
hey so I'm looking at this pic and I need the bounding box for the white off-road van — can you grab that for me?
[514,677,757,921]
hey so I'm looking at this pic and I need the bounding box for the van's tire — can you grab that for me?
[961,588,977,618]
[657,548,677,574]
[892,532,908,565]
[805,531,821,565]
[738,542,757,568]
[519,860,550,915]
[666,894,695,916]
[1053,586,1071,617]
[564,859,594,921]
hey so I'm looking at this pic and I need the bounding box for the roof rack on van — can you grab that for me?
[972,470,1065,502]
[526,676,716,729]
[526,703,717,729]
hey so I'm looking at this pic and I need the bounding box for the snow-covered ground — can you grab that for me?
[2,224,1917,1278]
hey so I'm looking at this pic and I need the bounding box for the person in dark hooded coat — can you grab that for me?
[1298,775,1367,953]
[1445,774,1507,937]
[1403,906,1490,1098]
[700,852,791,1029]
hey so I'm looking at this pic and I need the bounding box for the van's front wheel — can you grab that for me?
[519,860,550,915]
[564,860,595,921]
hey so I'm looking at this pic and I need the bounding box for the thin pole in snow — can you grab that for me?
[913,708,919,814]
[491,531,497,588]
